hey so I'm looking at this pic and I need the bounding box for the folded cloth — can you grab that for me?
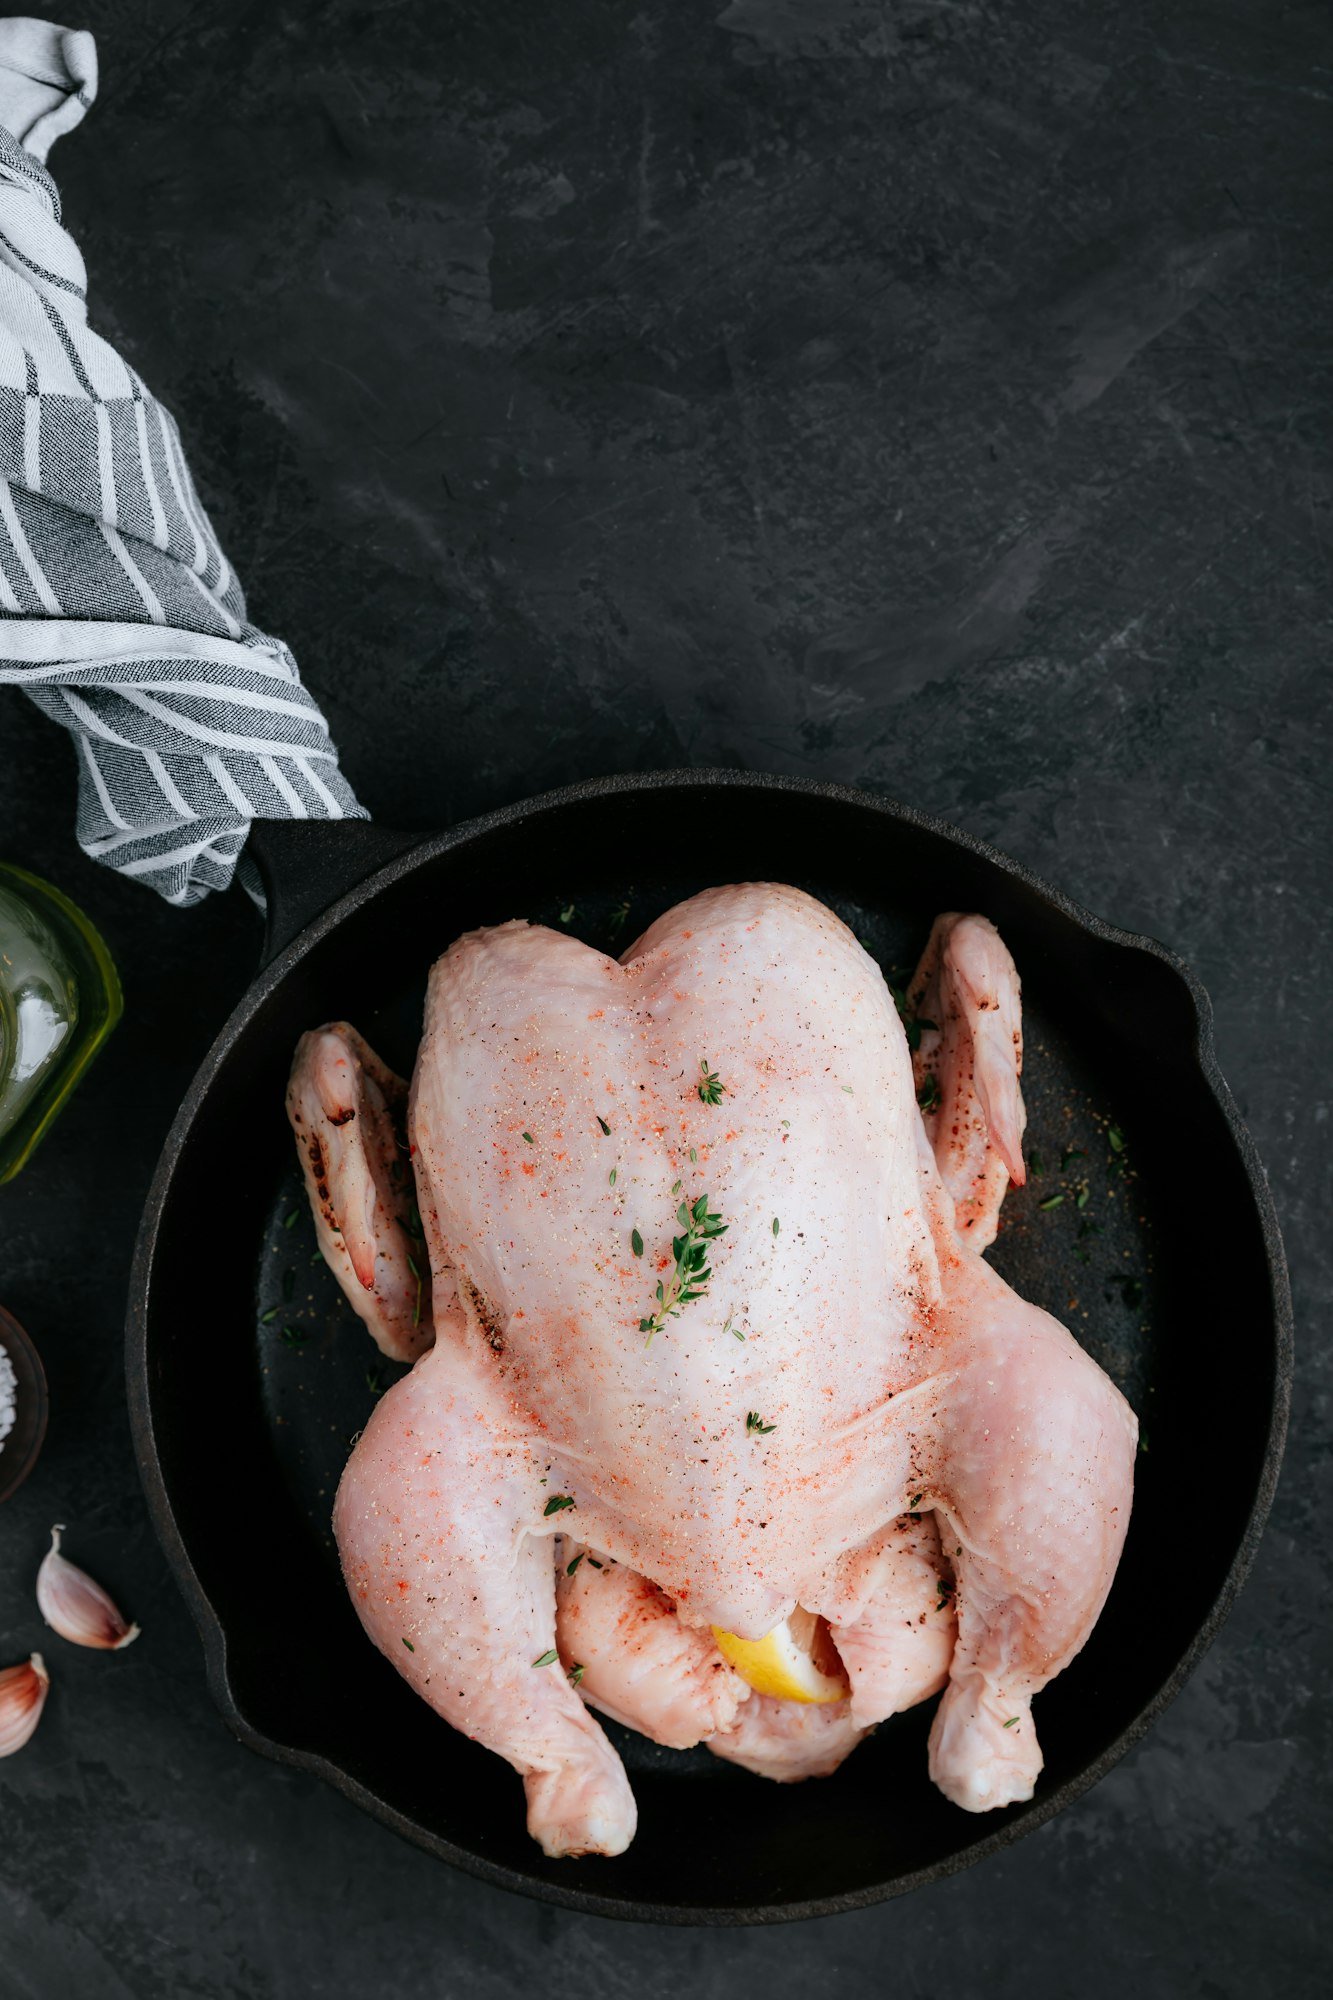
[0,19,364,906]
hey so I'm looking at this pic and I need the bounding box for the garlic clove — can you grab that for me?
[36,1524,140,1651]
[0,1653,50,1756]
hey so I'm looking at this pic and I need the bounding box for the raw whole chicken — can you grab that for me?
[287,886,1136,1857]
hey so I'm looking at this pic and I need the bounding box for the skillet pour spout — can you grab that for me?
[127,771,1292,1923]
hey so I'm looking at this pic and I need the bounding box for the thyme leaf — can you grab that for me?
[917,1072,942,1114]
[889,981,936,1052]
[697,1060,726,1106]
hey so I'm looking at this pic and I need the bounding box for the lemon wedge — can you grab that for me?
[712,1607,850,1704]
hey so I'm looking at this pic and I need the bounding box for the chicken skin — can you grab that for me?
[292,886,1136,1855]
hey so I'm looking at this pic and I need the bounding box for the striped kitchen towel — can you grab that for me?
[0,19,364,906]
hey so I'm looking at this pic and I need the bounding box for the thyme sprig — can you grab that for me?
[639,1191,728,1341]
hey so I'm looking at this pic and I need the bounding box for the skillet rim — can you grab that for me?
[125,768,1293,1925]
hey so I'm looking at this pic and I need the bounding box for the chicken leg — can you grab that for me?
[909,918,1135,1809]
[554,1543,750,1748]
[333,1336,637,1856]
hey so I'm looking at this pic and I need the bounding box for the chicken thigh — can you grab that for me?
[301,885,1136,1853]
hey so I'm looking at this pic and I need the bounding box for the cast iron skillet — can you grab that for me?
[126,771,1291,1925]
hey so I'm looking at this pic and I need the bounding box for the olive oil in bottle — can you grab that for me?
[0,864,121,1183]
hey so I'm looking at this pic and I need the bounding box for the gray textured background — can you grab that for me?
[1,1,1329,1993]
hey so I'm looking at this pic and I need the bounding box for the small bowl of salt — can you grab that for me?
[0,1304,47,1503]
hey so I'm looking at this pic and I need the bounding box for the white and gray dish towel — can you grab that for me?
[0,16,364,907]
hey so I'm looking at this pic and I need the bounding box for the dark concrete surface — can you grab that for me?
[1,1,1329,1992]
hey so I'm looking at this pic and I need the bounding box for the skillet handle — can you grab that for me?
[245,819,423,968]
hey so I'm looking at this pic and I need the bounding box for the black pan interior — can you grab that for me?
[134,780,1282,1921]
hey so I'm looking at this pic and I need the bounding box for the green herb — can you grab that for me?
[1028,1150,1044,1179]
[597,1115,611,1136]
[671,1178,682,1196]
[1061,1147,1086,1171]
[260,1306,279,1324]
[1075,1186,1090,1210]
[631,1227,644,1258]
[890,982,937,1052]
[689,1146,698,1163]
[407,1251,423,1325]
[522,1131,534,1145]
[609,1168,617,1187]
[1107,1125,1125,1153]
[772,1215,780,1237]
[402,1637,415,1652]
[558,904,576,927]
[310,1250,324,1266]
[780,1119,790,1129]
[568,1662,586,1687]
[917,1073,941,1114]
[935,1578,954,1608]
[366,1367,384,1396]
[1003,1716,1019,1729]
[697,1060,726,1106]
[280,1324,309,1347]
[723,1314,745,1342]
[284,1209,300,1231]
[608,896,633,934]
[746,1411,776,1435]
[532,1649,558,1668]
[406,1202,425,1242]
[544,1495,576,1516]
[587,1557,604,1570]
[566,1553,584,1577]
[841,1084,854,1095]
[1138,1430,1150,1455]
[910,1493,923,1509]
[639,1192,728,1340]
[1039,1193,1065,1211]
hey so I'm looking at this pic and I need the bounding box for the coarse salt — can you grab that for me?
[0,1341,17,1451]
